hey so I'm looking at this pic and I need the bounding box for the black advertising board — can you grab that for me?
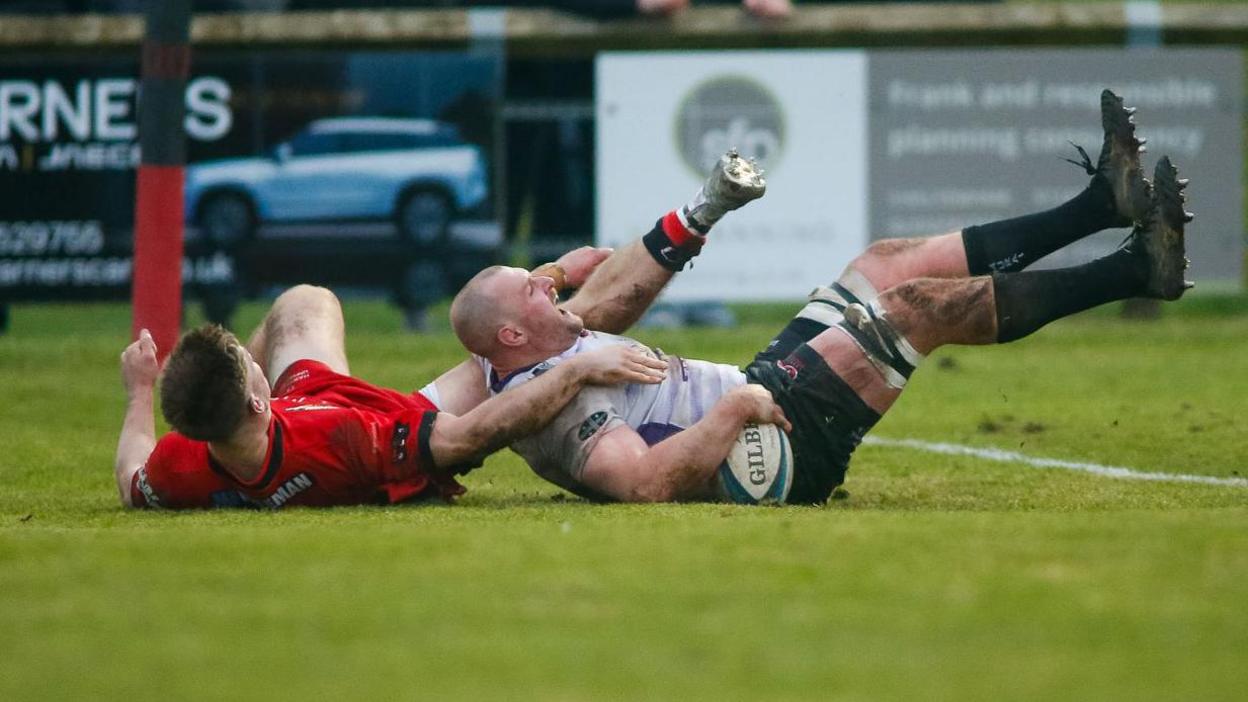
[0,51,503,316]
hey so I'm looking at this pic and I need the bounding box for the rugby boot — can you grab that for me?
[681,148,767,233]
[1065,89,1152,226]
[1128,156,1194,300]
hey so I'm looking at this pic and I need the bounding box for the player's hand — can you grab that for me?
[571,345,668,386]
[120,328,160,399]
[726,385,791,433]
[554,246,613,289]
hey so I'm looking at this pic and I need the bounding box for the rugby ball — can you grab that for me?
[715,422,793,505]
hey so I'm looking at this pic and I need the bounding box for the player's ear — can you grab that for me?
[497,324,525,348]
[249,394,267,414]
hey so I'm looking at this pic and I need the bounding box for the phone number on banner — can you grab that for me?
[0,221,104,257]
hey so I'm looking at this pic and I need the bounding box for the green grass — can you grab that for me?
[2,297,1247,700]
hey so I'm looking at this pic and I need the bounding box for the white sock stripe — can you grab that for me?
[836,269,881,304]
[867,299,925,367]
[896,338,925,368]
[807,286,850,308]
[685,185,708,212]
[807,285,845,303]
[832,325,909,390]
[879,367,909,390]
[675,207,693,232]
[863,436,1248,488]
[796,302,845,327]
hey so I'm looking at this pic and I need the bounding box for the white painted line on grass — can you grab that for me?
[863,436,1248,488]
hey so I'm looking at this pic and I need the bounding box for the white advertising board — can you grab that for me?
[598,49,1244,301]
[596,51,869,302]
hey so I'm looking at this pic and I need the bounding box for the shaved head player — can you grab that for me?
[451,91,1194,505]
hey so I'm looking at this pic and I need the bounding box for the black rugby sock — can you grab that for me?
[963,177,1124,275]
[992,248,1146,343]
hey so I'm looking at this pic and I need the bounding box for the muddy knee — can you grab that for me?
[878,278,995,350]
[273,285,340,318]
[854,238,926,270]
[261,285,349,378]
[842,238,926,291]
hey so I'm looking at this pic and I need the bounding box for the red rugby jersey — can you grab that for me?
[130,360,463,509]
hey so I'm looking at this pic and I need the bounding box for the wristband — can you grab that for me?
[642,217,705,272]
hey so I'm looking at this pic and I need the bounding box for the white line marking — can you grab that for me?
[863,436,1248,488]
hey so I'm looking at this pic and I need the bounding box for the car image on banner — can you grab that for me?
[186,117,489,247]
[0,51,504,329]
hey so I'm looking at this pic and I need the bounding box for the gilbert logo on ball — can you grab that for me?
[675,75,785,177]
[716,422,793,505]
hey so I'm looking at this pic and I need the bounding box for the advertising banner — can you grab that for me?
[597,51,869,302]
[0,61,232,303]
[869,49,1243,281]
[597,49,1242,301]
[0,52,502,311]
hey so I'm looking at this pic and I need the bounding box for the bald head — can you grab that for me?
[450,265,511,356]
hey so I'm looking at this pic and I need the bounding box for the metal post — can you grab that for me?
[131,0,191,360]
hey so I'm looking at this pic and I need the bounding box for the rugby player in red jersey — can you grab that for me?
[115,272,667,509]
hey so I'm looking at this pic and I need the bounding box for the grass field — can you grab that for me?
[2,295,1247,701]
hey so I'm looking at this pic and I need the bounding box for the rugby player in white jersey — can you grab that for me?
[449,90,1195,505]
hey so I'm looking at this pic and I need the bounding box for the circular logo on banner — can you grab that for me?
[675,76,785,177]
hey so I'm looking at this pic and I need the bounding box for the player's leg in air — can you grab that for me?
[757,89,1154,363]
[810,153,1189,408]
[753,156,1190,503]
[245,284,350,382]
[836,90,1150,307]
[745,90,1192,504]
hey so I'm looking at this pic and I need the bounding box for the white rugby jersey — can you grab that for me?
[476,330,746,499]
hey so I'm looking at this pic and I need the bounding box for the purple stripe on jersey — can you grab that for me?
[490,361,542,394]
[691,381,703,420]
[636,422,684,447]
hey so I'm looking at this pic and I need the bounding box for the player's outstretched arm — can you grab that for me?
[115,329,161,508]
[579,386,790,502]
[424,359,490,417]
[559,239,674,334]
[530,243,671,333]
[561,149,768,332]
[429,345,668,470]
